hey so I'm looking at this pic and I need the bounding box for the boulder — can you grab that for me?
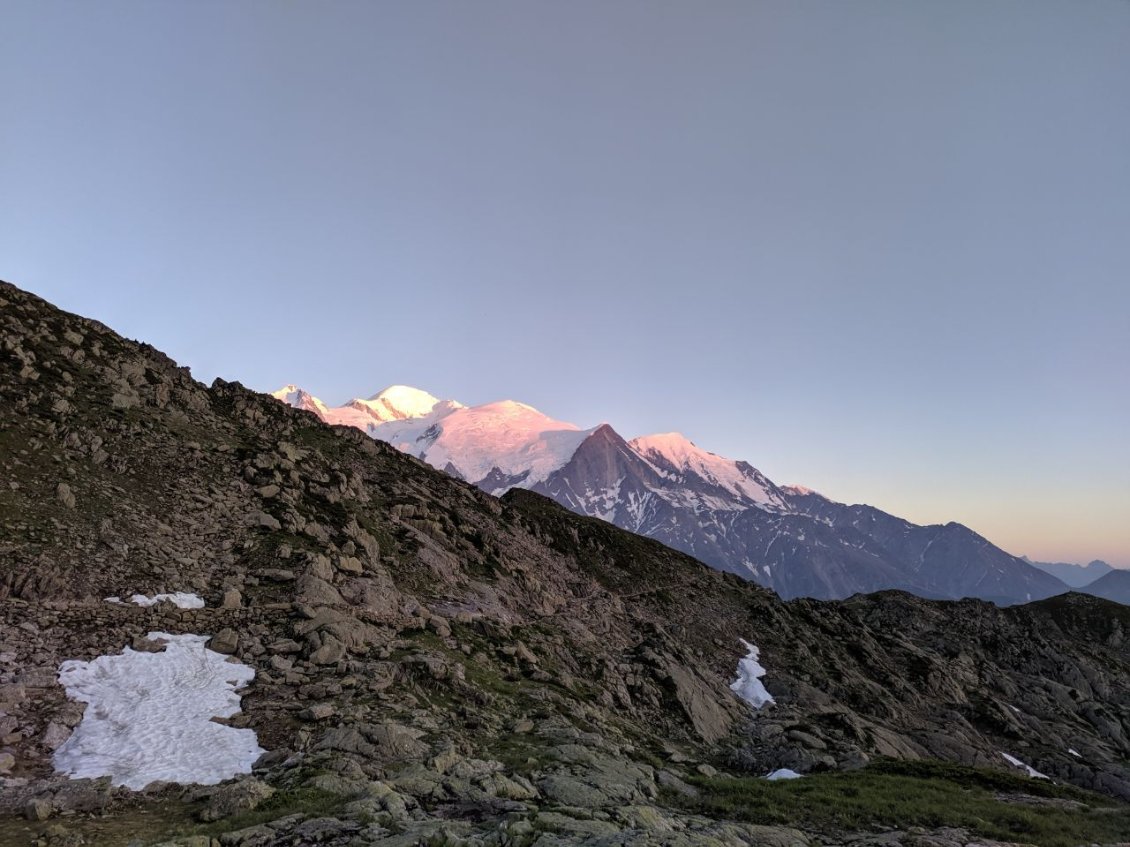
[209,629,240,655]
[198,778,275,822]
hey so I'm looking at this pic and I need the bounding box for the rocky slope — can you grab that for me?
[3,279,1130,846]
[276,385,1067,605]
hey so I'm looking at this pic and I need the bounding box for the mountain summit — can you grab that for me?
[275,384,1066,605]
[5,280,1130,844]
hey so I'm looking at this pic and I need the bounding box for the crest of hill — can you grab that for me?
[3,278,1130,843]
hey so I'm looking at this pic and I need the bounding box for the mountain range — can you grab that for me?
[6,279,1130,845]
[1026,557,1115,588]
[272,385,1070,606]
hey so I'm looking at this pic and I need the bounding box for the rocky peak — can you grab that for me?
[3,278,1129,845]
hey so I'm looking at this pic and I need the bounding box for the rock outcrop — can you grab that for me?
[2,279,1129,845]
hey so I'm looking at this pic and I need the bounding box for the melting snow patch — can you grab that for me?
[1068,748,1082,758]
[104,593,205,609]
[53,632,262,790]
[730,639,775,709]
[765,768,802,780]
[1000,752,1049,779]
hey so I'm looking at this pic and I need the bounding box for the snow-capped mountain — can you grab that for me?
[273,384,1068,605]
[271,385,328,417]
[271,385,458,436]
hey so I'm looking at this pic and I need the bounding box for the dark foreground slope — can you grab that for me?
[2,279,1130,846]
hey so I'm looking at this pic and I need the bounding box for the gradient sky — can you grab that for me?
[2,1,1128,566]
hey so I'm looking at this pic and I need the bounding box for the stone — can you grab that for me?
[538,774,613,808]
[209,628,240,655]
[221,588,243,609]
[55,482,75,509]
[367,722,428,761]
[267,639,302,654]
[42,721,71,750]
[199,778,275,822]
[132,635,168,653]
[663,662,735,743]
[26,797,52,821]
[296,573,345,607]
[307,555,335,581]
[657,769,700,798]
[618,804,676,832]
[787,729,828,750]
[309,635,346,665]
[249,510,281,531]
[300,703,336,721]
[336,556,364,575]
[0,751,14,773]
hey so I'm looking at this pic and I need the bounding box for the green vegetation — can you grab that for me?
[182,787,346,838]
[671,759,1130,847]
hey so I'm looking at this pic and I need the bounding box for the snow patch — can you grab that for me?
[765,768,802,780]
[629,432,789,511]
[105,593,205,609]
[53,632,263,790]
[1068,748,1082,758]
[730,639,774,709]
[1000,751,1049,779]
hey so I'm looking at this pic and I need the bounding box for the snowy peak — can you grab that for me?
[358,385,452,422]
[271,383,459,432]
[265,379,1060,605]
[412,400,592,489]
[629,432,788,510]
[271,385,328,416]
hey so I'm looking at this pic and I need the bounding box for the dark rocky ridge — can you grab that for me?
[2,278,1130,845]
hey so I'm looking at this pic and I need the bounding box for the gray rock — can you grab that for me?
[209,628,239,655]
[55,483,75,509]
[198,778,275,822]
[248,510,281,531]
[25,796,52,820]
[41,722,71,750]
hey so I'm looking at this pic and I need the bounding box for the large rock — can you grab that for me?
[198,778,275,822]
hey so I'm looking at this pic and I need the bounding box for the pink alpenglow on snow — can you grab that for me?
[412,400,595,489]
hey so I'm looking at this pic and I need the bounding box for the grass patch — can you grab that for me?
[172,787,346,838]
[671,759,1130,847]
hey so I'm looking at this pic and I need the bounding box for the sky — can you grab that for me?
[2,1,1128,567]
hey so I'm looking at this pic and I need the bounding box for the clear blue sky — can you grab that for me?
[2,1,1128,566]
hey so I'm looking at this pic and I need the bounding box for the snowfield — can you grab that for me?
[53,632,262,790]
[730,638,775,709]
[104,592,206,609]
[1000,751,1049,779]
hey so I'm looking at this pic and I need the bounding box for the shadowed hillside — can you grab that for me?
[2,278,1129,846]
